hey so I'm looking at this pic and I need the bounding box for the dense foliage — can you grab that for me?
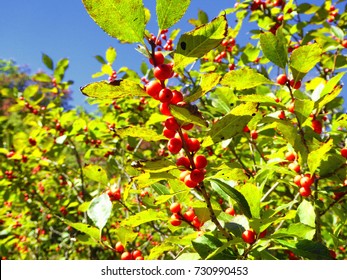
[1,0,347,260]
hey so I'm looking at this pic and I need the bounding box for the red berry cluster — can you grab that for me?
[4,170,15,180]
[214,38,236,64]
[327,5,338,23]
[169,203,203,229]
[276,73,301,90]
[115,241,144,260]
[293,173,315,197]
[107,188,121,201]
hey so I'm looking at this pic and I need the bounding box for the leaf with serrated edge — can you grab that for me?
[60,218,100,241]
[185,73,221,102]
[170,104,208,127]
[156,0,190,29]
[174,15,227,70]
[82,0,145,43]
[116,126,166,141]
[87,193,113,230]
[80,80,146,99]
[220,67,273,90]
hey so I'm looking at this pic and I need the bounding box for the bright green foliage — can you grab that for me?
[1,1,347,261]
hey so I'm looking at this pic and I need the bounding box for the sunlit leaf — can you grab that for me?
[156,0,190,29]
[87,193,112,230]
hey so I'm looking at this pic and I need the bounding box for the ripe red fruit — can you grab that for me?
[184,174,199,188]
[180,170,190,182]
[187,138,201,152]
[135,256,144,260]
[132,250,142,259]
[6,151,15,158]
[293,175,302,186]
[170,214,182,226]
[176,156,191,170]
[243,125,250,133]
[158,88,173,103]
[29,137,37,146]
[164,117,179,131]
[242,229,256,244]
[290,79,301,89]
[311,119,322,134]
[288,162,300,173]
[183,209,196,222]
[182,123,194,130]
[276,74,287,85]
[121,251,133,260]
[341,39,347,48]
[285,151,297,161]
[299,187,311,197]
[115,241,124,253]
[278,110,286,120]
[159,102,171,116]
[153,64,173,81]
[287,102,295,113]
[170,202,181,213]
[146,81,162,99]
[163,128,176,138]
[191,216,202,229]
[107,188,121,201]
[225,207,236,216]
[194,155,207,169]
[149,51,164,65]
[341,148,347,158]
[170,90,184,104]
[250,130,258,140]
[167,137,182,154]
[300,177,313,189]
[190,169,205,183]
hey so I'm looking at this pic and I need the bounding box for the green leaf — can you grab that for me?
[42,53,54,70]
[95,55,107,64]
[116,126,166,141]
[294,99,315,125]
[191,234,222,260]
[173,14,228,70]
[106,47,117,64]
[202,103,257,147]
[185,73,221,102]
[320,72,344,98]
[236,183,261,219]
[290,43,322,80]
[152,183,171,195]
[121,209,167,227]
[87,193,112,230]
[131,158,176,173]
[297,200,315,228]
[272,223,315,240]
[276,239,333,260]
[54,58,69,81]
[148,243,176,260]
[78,202,91,212]
[170,104,208,127]
[32,73,52,83]
[307,139,333,175]
[80,80,146,99]
[316,85,342,113]
[210,179,252,218]
[60,218,100,241]
[112,227,138,246]
[239,94,286,108]
[259,28,287,68]
[331,26,344,41]
[82,0,145,43]
[220,67,273,90]
[23,85,40,99]
[208,168,248,182]
[83,165,108,185]
[156,0,190,30]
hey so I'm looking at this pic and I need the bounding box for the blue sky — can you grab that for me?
[0,0,346,110]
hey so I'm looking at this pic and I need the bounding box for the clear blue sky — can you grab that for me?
[0,0,346,110]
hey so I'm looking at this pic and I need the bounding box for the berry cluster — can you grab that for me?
[107,188,121,201]
[115,241,144,260]
[169,203,203,229]
[327,5,338,23]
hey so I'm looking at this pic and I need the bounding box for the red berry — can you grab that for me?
[194,155,207,169]
[132,250,142,259]
[190,169,204,183]
[149,52,164,65]
[225,207,236,216]
[176,156,191,170]
[170,90,184,104]
[158,88,173,103]
[242,229,256,244]
[184,174,199,188]
[170,202,181,213]
[250,130,258,140]
[341,40,347,48]
[170,214,182,226]
[165,117,179,131]
[299,187,311,197]
[181,123,194,130]
[285,151,297,161]
[278,110,286,119]
[159,102,171,116]
[153,64,173,81]
[293,175,302,186]
[163,128,176,138]
[341,148,347,158]
[300,177,313,189]
[290,79,301,89]
[243,125,250,133]
[167,138,182,154]
[183,209,196,222]
[312,119,322,134]
[180,170,190,182]
[187,138,201,152]
[135,256,144,260]
[276,74,287,85]
[191,216,202,229]
[288,162,300,173]
[287,102,295,113]
[146,81,162,99]
[115,241,124,253]
[121,252,133,260]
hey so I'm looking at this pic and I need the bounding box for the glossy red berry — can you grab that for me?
[187,138,201,152]
[149,52,164,65]
[293,175,302,186]
[159,102,171,116]
[194,155,207,169]
[288,162,301,173]
[153,64,173,81]
[121,251,133,260]
[276,74,287,85]
[190,169,205,183]
[285,151,297,161]
[278,110,286,119]
[165,117,179,131]
[132,250,142,259]
[158,88,173,103]
[170,202,181,213]
[225,207,236,216]
[341,148,347,158]
[115,241,124,253]
[167,138,182,154]
[184,174,199,188]
[179,170,190,182]
[250,130,258,140]
[183,209,196,222]
[290,79,301,89]
[299,187,311,197]
[170,90,184,104]
[181,123,194,130]
[146,81,162,99]
[242,229,256,244]
[312,119,322,134]
[170,214,182,226]
[341,40,347,48]
[176,156,191,170]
